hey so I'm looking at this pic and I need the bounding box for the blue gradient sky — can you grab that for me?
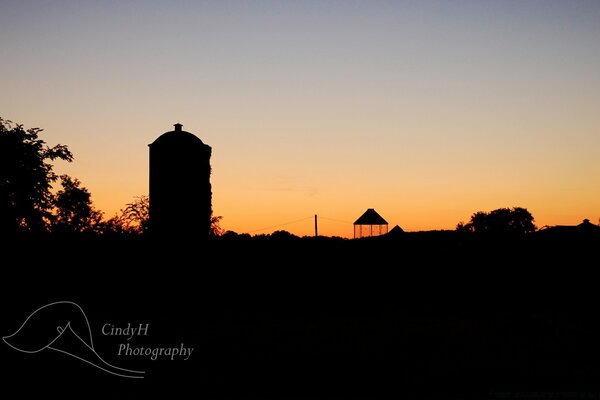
[2,1,599,236]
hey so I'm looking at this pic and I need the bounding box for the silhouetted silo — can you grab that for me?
[149,123,212,238]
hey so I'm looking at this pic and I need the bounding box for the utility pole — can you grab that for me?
[314,214,318,237]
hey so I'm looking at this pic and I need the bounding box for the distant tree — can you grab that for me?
[52,175,103,233]
[99,214,131,236]
[96,195,150,236]
[455,221,468,233]
[221,230,251,240]
[210,215,224,236]
[0,118,73,235]
[458,207,536,235]
[502,207,536,234]
[468,211,491,234]
[122,195,150,234]
[270,230,299,240]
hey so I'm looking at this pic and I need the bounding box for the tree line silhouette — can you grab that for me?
[0,117,595,241]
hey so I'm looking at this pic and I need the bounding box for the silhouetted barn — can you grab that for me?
[536,219,600,239]
[354,208,388,238]
[387,224,405,237]
[149,123,212,238]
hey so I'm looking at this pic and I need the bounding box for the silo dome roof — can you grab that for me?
[150,123,205,146]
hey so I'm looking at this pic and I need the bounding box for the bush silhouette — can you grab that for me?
[457,207,536,236]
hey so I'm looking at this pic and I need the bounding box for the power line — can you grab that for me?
[247,214,353,234]
[318,216,353,225]
[247,216,314,233]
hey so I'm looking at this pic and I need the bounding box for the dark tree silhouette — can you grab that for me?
[0,118,73,235]
[122,195,150,234]
[99,195,150,236]
[458,207,536,235]
[100,214,131,236]
[52,175,102,233]
[210,215,224,236]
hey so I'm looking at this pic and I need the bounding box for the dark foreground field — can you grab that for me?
[2,232,600,399]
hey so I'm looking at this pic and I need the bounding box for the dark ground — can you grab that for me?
[2,232,600,399]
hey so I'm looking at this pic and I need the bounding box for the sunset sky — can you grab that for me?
[2,1,599,237]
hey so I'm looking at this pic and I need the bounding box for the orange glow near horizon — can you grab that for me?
[2,2,599,237]
[38,99,600,238]
[59,146,598,239]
